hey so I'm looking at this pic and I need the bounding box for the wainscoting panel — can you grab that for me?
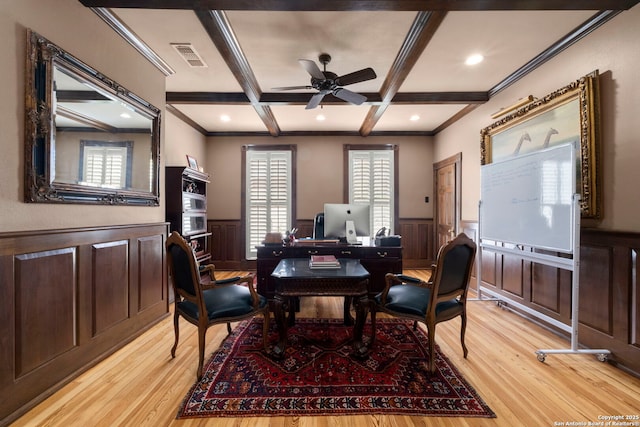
[92,241,129,336]
[398,218,434,268]
[464,221,640,376]
[137,234,166,313]
[579,244,614,335]
[14,248,76,377]
[208,218,435,270]
[209,220,245,270]
[0,223,168,425]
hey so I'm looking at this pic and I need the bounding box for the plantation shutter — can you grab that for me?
[246,150,292,259]
[83,146,127,188]
[349,150,394,234]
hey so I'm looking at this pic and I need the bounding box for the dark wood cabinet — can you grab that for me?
[165,167,211,264]
[256,244,402,300]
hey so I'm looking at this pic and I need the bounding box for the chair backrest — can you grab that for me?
[166,231,201,300]
[430,233,477,300]
[313,212,324,239]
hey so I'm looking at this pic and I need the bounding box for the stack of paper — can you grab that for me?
[309,254,341,269]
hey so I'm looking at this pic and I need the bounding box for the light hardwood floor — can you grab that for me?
[12,270,640,427]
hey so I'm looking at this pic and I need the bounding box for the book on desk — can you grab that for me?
[309,254,341,269]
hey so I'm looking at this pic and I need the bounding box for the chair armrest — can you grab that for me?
[380,273,404,305]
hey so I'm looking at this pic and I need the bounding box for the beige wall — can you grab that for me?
[164,111,207,168]
[205,136,434,221]
[434,5,640,232]
[0,0,166,233]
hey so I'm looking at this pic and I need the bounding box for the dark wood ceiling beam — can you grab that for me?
[195,9,280,136]
[359,10,446,136]
[167,92,250,104]
[56,105,117,133]
[166,105,208,135]
[166,91,488,105]
[259,92,383,105]
[56,90,111,102]
[78,0,640,11]
[392,92,488,104]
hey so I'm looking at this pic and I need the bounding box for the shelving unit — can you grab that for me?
[165,166,211,264]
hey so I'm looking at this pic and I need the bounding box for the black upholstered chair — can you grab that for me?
[371,232,477,374]
[313,212,324,239]
[166,231,270,380]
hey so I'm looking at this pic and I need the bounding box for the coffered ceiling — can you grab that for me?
[77,1,639,137]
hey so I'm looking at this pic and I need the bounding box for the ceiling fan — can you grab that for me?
[273,53,377,110]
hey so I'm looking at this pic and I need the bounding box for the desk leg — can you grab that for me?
[352,294,370,358]
[272,295,288,358]
[343,297,354,326]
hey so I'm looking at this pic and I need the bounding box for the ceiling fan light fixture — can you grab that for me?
[465,53,484,66]
[276,54,376,110]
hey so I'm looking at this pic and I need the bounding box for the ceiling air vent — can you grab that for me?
[171,43,207,68]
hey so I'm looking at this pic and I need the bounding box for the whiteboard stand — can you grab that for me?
[534,194,610,363]
[477,195,610,363]
[470,200,498,302]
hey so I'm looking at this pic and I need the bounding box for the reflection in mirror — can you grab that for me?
[25,29,161,205]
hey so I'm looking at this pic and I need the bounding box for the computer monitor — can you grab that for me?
[323,203,370,244]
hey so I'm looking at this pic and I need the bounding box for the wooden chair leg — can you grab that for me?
[226,322,232,335]
[171,310,179,358]
[427,323,436,374]
[460,311,468,358]
[197,326,207,381]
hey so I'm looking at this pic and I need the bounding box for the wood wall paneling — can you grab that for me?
[501,252,525,298]
[137,234,165,312]
[92,241,129,336]
[15,249,76,377]
[465,221,640,376]
[633,248,639,348]
[0,256,14,392]
[579,244,614,335]
[0,223,168,424]
[531,263,562,314]
[208,218,435,270]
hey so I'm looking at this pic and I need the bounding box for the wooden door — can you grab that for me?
[433,153,461,252]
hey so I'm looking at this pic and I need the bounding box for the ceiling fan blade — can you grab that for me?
[332,88,367,105]
[299,59,325,80]
[305,92,327,110]
[272,85,313,91]
[334,67,377,86]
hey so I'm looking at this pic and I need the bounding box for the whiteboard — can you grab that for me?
[480,143,576,253]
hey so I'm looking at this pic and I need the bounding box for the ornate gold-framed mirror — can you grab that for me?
[25,29,161,205]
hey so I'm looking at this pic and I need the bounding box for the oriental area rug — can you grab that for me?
[176,317,495,419]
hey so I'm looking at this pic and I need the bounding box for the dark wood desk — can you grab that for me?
[270,258,370,358]
[257,244,401,301]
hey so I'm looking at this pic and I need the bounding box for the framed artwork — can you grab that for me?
[480,70,601,219]
[186,155,198,170]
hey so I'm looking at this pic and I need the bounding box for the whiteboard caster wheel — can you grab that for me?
[536,352,546,362]
[596,353,608,362]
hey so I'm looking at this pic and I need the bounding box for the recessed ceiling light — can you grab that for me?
[220,114,231,122]
[410,114,420,121]
[316,114,326,121]
[465,54,484,66]
[119,112,131,119]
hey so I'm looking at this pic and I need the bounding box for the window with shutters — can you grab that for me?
[79,140,133,188]
[244,146,295,260]
[348,147,396,235]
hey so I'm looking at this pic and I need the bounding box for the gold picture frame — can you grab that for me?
[480,70,601,219]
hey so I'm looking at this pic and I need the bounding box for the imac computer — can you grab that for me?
[323,203,370,244]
